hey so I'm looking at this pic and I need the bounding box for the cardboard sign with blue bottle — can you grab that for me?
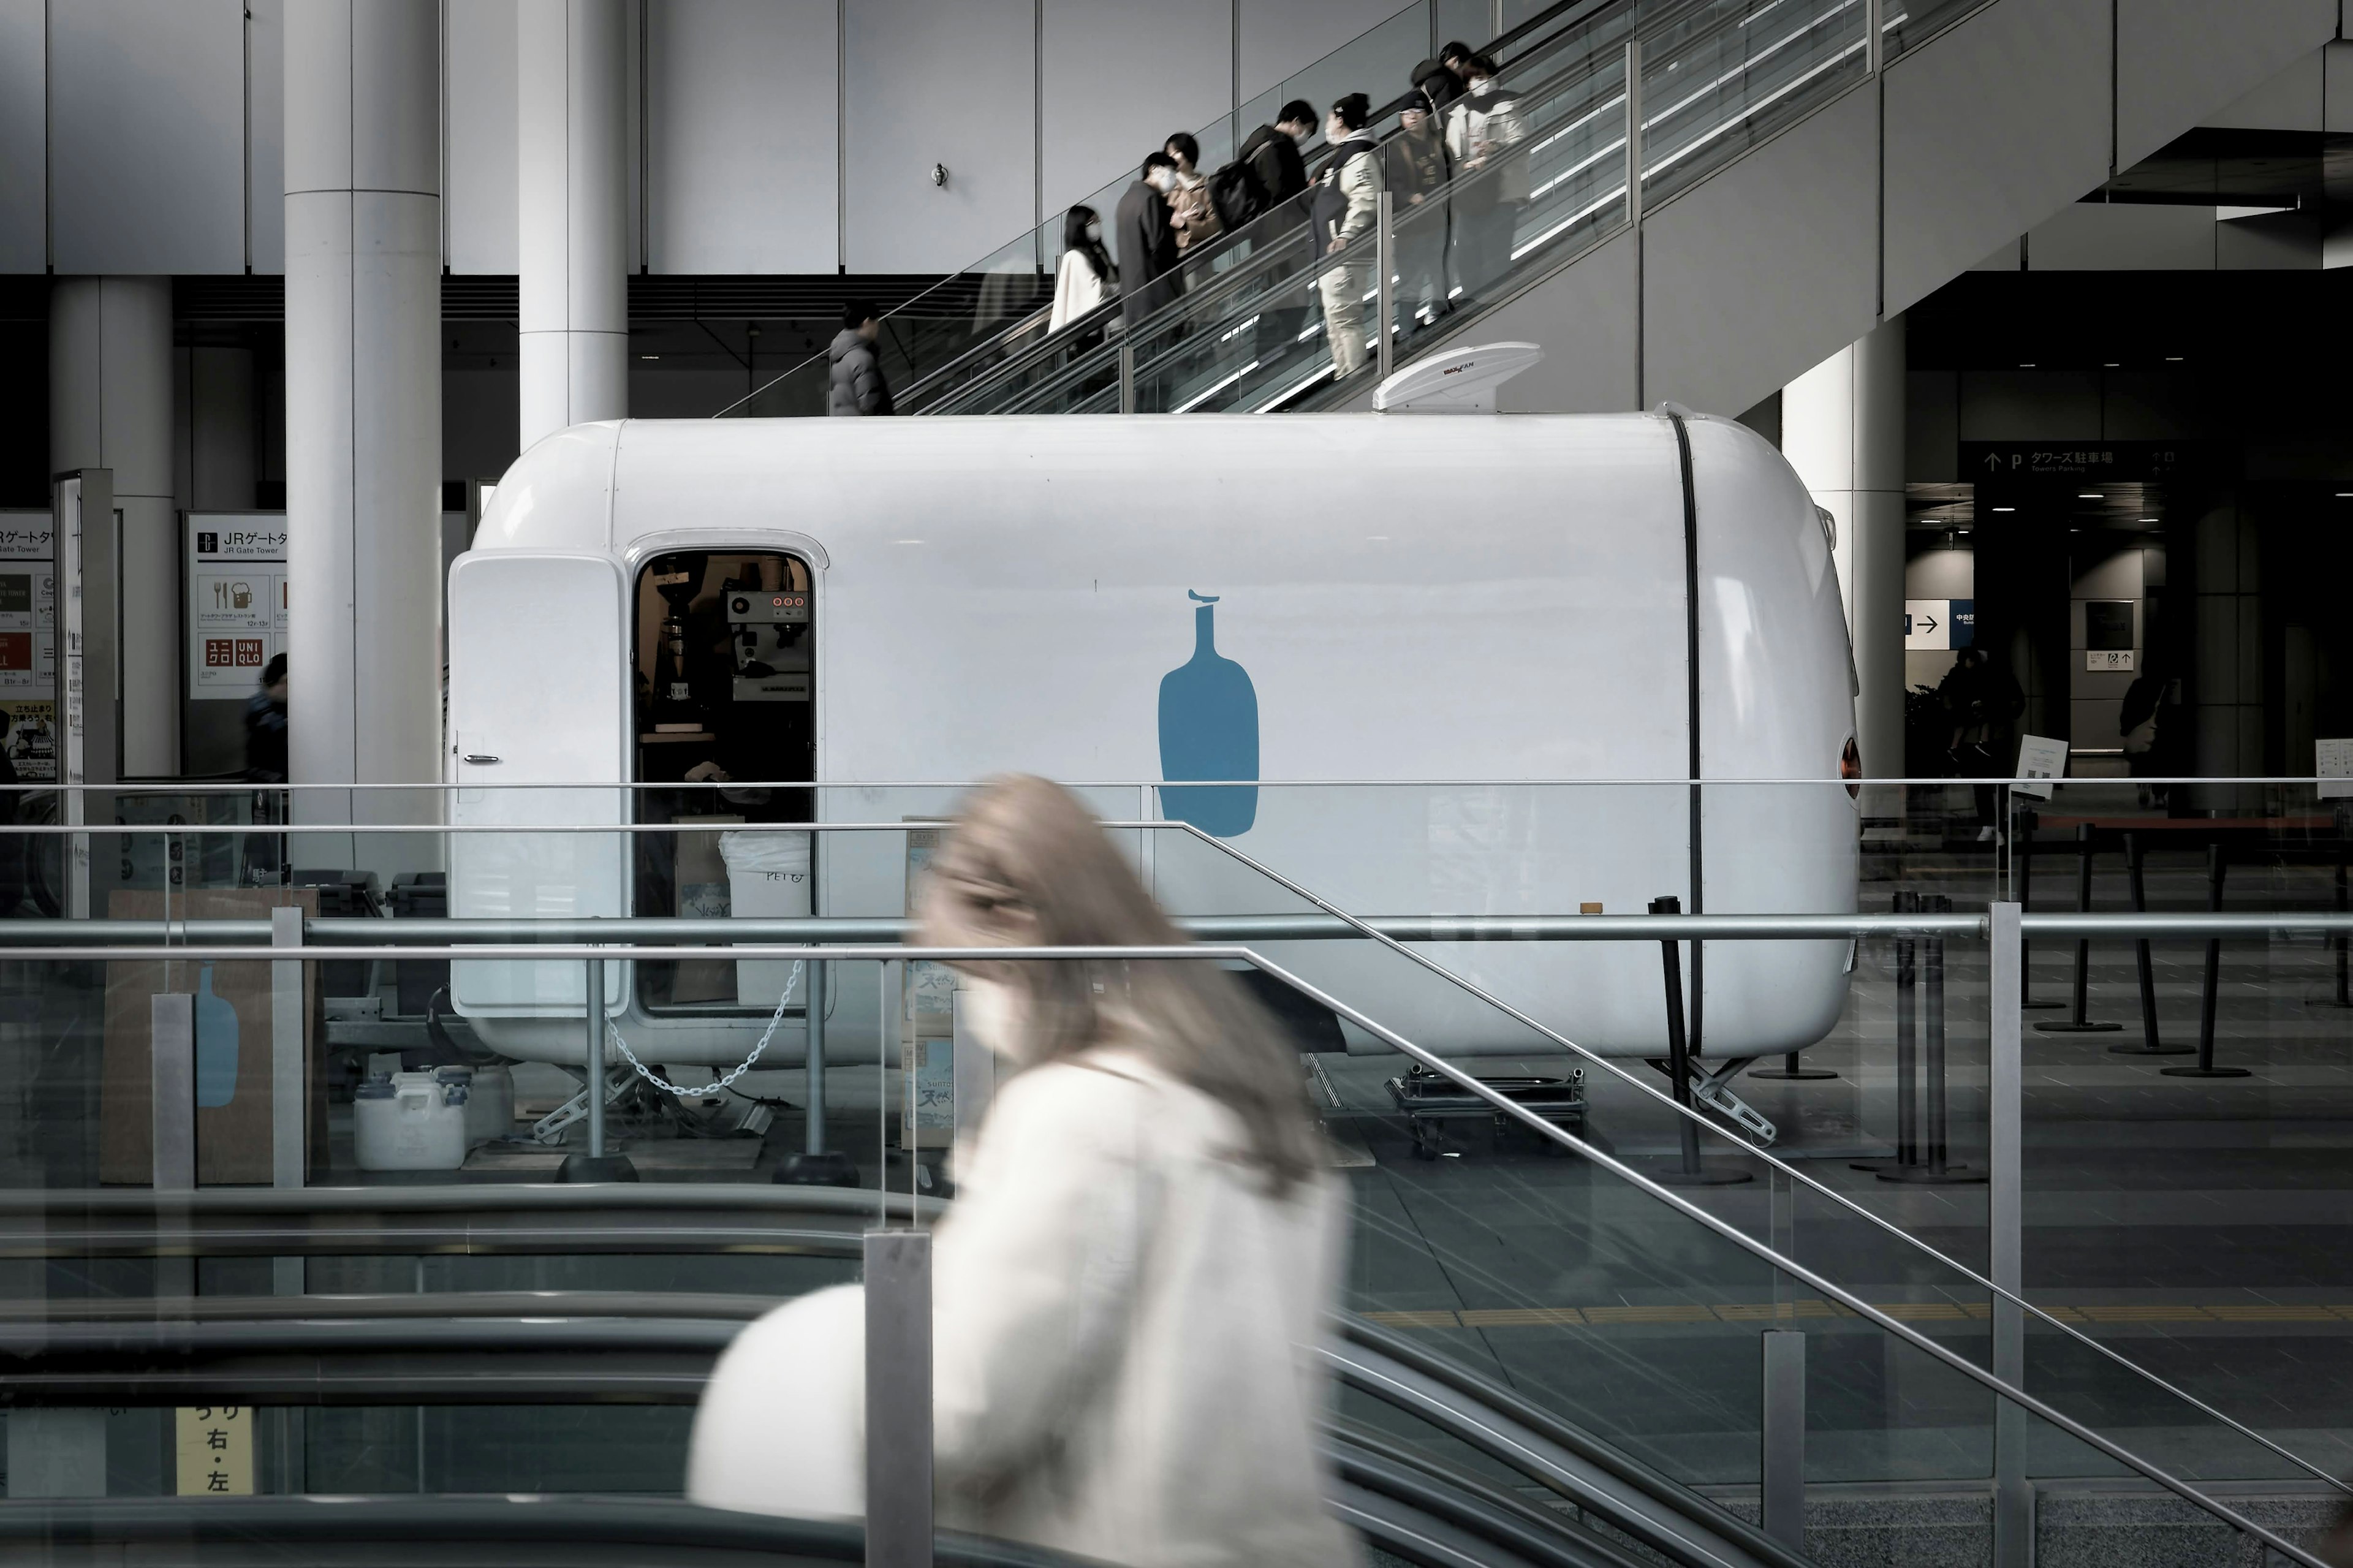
[99,888,323,1184]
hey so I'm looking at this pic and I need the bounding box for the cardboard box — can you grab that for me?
[670,815,742,1004]
[100,888,323,1185]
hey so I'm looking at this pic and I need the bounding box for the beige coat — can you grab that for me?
[688,1046,1356,1568]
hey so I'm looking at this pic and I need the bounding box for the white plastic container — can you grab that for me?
[458,1064,515,1146]
[719,831,811,1007]
[354,1071,469,1171]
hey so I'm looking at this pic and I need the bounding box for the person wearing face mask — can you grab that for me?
[1445,53,1528,300]
[689,775,1349,1568]
[1050,204,1119,350]
[1115,151,1185,341]
[1163,132,1223,257]
[1237,100,1319,367]
[1387,72,1455,336]
[1309,93,1384,379]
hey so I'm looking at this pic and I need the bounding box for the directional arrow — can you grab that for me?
[1917,612,1938,634]
[1982,452,2003,472]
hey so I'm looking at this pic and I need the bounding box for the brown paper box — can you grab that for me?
[100,888,324,1186]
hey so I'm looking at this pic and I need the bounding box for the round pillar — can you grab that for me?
[284,1,444,830]
[50,276,177,777]
[1784,315,1906,779]
[518,0,628,450]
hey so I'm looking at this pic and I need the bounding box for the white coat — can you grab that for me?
[688,1043,1356,1568]
[1048,248,1116,333]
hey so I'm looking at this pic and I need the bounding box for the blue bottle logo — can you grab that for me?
[194,963,239,1109]
[1158,591,1259,837]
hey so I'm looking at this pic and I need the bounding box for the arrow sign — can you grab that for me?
[1917,611,1938,634]
[1982,452,2003,472]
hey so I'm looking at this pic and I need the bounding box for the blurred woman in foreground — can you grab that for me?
[689,775,1352,1568]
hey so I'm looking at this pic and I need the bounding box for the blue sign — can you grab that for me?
[1157,591,1259,836]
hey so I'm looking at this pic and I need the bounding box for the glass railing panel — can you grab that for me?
[1632,0,1868,212]
[2007,775,2353,1480]
[1884,0,1987,61]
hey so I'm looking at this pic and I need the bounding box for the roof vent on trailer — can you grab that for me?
[1372,341,1543,414]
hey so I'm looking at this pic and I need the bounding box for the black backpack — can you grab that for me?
[1209,159,1270,232]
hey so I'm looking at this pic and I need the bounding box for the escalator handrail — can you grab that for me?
[0,1182,936,1219]
[1330,1422,1673,1568]
[713,0,1619,419]
[1338,1316,1808,1568]
[0,1494,1083,1568]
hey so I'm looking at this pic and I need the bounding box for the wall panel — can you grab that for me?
[843,0,1033,273]
[50,0,246,274]
[1882,0,2110,320]
[2118,0,2335,167]
[1040,0,1229,219]
[648,0,838,274]
[1238,0,1411,102]
[0,1,45,273]
[447,0,518,274]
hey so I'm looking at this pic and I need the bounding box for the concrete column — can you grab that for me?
[2191,498,2262,809]
[284,1,444,838]
[50,277,177,777]
[1784,315,1906,778]
[518,0,628,450]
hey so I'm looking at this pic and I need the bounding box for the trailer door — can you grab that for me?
[447,550,627,1015]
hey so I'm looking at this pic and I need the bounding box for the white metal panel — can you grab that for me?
[1643,85,1879,423]
[247,0,284,273]
[455,412,1857,1061]
[841,0,1034,273]
[48,0,246,273]
[646,0,837,273]
[2116,0,2336,167]
[447,0,520,274]
[447,550,628,1019]
[1882,0,2111,321]
[1040,0,1229,219]
[0,0,44,273]
[1238,0,1409,102]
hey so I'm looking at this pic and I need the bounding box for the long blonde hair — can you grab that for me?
[915,775,1322,1197]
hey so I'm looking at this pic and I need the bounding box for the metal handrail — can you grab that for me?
[7,773,2346,790]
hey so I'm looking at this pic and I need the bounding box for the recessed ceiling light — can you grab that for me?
[639,354,659,360]
[2165,355,2184,362]
[2019,362,2036,368]
[2104,362,2120,368]
[1992,506,2017,513]
[2138,517,2158,523]
[2339,492,2353,498]
[2077,492,2101,499]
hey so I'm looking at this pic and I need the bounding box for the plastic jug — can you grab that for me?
[445,1064,515,1146]
[354,1070,469,1171]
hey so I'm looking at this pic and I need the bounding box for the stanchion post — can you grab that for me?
[2037,824,2121,1034]
[1760,1330,1806,1550]
[559,952,637,1183]
[1882,895,1984,1185]
[1854,891,1919,1174]
[1375,190,1395,381]
[777,958,859,1186]
[1989,901,2030,1566]
[2163,843,2251,1079]
[865,1229,934,1568]
[2015,805,2059,1007]
[2112,831,2191,1056]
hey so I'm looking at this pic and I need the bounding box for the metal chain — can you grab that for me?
[602,960,805,1098]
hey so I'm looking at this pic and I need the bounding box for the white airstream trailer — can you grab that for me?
[447,381,1858,1119]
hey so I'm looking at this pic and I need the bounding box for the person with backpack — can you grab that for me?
[1309,93,1383,379]
[1115,151,1184,335]
[1235,100,1318,368]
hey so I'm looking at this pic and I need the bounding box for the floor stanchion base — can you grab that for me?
[2036,1020,2124,1032]
[771,1150,861,1187]
[2158,1065,2254,1078]
[1748,1067,1838,1080]
[557,1153,640,1183]
[2108,1041,2197,1056]
[1877,1163,1987,1185]
[2021,998,2066,1009]
[1642,1162,1755,1186]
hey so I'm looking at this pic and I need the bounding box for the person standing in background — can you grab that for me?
[1049,205,1118,348]
[1388,72,1455,335]
[1164,132,1223,256]
[1239,101,1318,366]
[244,654,289,784]
[1310,94,1383,379]
[827,300,893,415]
[1116,152,1184,334]
[1446,54,1528,297]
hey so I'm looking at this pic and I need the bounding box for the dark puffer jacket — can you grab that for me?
[827,328,892,416]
